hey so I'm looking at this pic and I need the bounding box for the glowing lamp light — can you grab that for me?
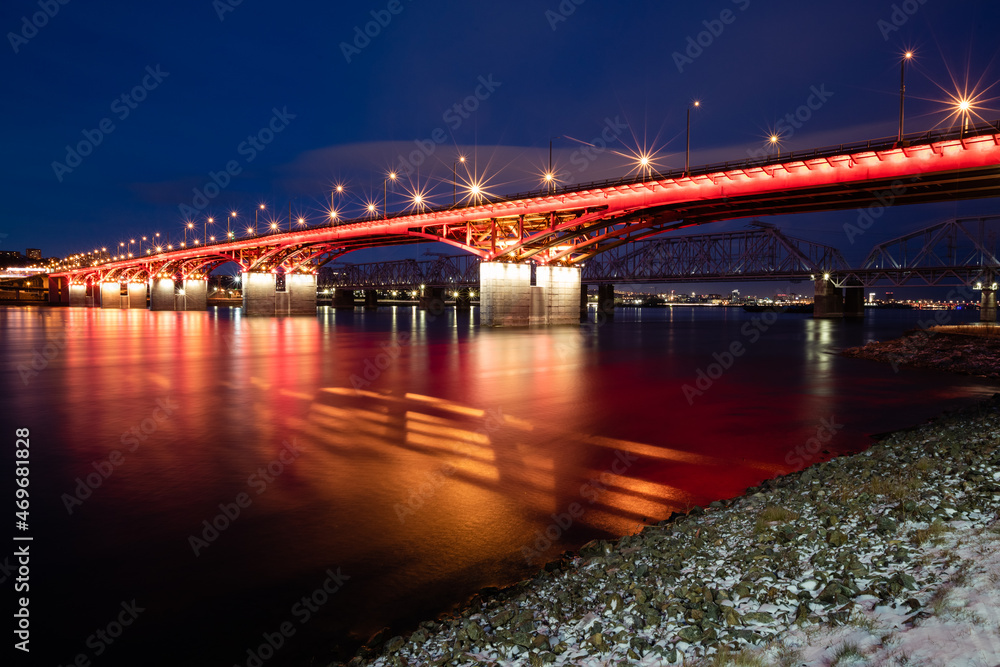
[367,204,376,213]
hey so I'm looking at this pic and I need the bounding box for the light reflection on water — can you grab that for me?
[0,304,994,666]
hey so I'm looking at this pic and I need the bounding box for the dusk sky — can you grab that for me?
[2,0,999,275]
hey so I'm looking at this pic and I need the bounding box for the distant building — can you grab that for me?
[26,248,41,260]
[0,250,27,268]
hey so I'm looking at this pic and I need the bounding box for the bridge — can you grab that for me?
[319,217,1000,320]
[46,120,1000,325]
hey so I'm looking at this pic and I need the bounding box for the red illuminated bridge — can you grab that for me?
[48,121,1000,325]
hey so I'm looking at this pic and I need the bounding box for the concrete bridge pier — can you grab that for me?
[364,290,379,310]
[981,286,997,322]
[48,277,69,305]
[332,289,355,308]
[100,282,122,308]
[597,284,615,321]
[127,283,147,309]
[68,283,94,307]
[418,286,445,314]
[148,278,207,311]
[479,262,581,327]
[241,272,316,316]
[813,278,844,319]
[150,278,176,311]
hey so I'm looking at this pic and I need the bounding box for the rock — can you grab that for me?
[383,636,405,654]
[827,530,849,547]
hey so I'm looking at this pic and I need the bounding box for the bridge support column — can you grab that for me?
[127,283,147,309]
[981,287,997,322]
[68,284,91,307]
[535,265,582,326]
[48,277,69,305]
[813,278,843,319]
[455,287,472,311]
[242,272,317,316]
[177,279,207,311]
[364,290,379,310]
[843,284,865,319]
[480,262,531,326]
[333,289,355,308]
[418,286,445,314]
[100,283,123,309]
[480,262,581,327]
[149,278,176,311]
[597,284,615,321]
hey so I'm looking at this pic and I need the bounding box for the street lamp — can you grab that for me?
[958,98,972,139]
[453,156,466,205]
[770,134,781,160]
[686,100,701,176]
[184,222,193,246]
[256,204,265,235]
[899,51,914,144]
[384,171,398,218]
[205,217,213,244]
[229,211,237,239]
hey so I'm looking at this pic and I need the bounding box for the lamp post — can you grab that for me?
[548,137,563,194]
[899,51,913,144]
[229,211,237,240]
[384,171,397,219]
[453,157,465,205]
[205,217,213,244]
[958,99,971,139]
[686,100,701,176]
[769,134,780,161]
[256,204,265,235]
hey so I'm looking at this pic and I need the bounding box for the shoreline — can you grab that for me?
[843,326,1000,379]
[331,333,1000,667]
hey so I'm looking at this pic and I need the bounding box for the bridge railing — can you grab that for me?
[66,118,1000,269]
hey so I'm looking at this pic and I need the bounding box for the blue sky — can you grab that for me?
[2,0,998,276]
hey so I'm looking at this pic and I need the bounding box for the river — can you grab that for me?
[0,304,994,666]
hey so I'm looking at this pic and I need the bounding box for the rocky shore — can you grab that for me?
[342,394,1000,667]
[843,326,1000,379]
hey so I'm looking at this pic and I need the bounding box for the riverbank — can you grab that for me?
[843,326,1000,379]
[343,395,1000,666]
